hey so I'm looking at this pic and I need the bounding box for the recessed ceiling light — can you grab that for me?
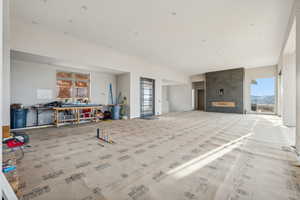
[32,20,39,25]
[81,5,88,11]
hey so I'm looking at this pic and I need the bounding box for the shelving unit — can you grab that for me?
[53,106,103,127]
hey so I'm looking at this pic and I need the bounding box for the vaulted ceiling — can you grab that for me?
[10,0,294,74]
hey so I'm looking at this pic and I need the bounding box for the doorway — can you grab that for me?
[250,77,275,114]
[197,89,205,111]
[140,77,155,117]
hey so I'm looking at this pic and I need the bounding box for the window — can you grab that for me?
[56,71,90,101]
[250,77,275,113]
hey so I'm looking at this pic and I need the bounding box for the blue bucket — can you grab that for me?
[11,108,28,129]
[112,105,121,120]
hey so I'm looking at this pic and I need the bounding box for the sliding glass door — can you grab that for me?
[250,77,275,114]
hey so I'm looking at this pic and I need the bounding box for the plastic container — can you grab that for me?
[3,165,16,173]
[10,108,28,129]
[112,105,121,120]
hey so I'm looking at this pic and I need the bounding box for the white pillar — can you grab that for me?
[277,64,282,117]
[155,78,162,115]
[1,2,18,199]
[296,9,300,152]
[0,0,3,168]
[2,0,9,137]
[282,52,296,127]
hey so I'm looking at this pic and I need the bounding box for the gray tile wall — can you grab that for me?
[205,68,244,114]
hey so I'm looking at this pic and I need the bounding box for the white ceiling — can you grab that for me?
[10,0,294,75]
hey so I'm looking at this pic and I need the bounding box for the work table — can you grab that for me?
[52,105,103,127]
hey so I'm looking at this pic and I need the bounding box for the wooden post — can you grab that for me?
[55,110,59,127]
[77,108,80,124]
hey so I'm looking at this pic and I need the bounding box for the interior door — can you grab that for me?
[140,78,155,117]
[197,89,205,111]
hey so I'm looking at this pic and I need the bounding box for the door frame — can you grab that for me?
[140,77,155,117]
[192,81,206,111]
[196,89,205,111]
[194,89,205,111]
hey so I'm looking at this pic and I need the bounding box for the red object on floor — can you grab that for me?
[6,139,24,148]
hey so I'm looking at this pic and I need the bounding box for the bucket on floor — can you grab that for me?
[112,105,121,120]
[11,108,28,129]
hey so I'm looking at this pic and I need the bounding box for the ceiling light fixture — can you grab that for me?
[31,20,39,25]
[81,5,88,11]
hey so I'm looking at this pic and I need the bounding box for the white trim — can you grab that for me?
[1,1,18,199]
[247,112,276,116]
[0,172,18,200]
[11,124,55,131]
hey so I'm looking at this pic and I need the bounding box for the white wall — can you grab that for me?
[129,73,139,118]
[10,61,170,120]
[168,82,193,112]
[11,59,117,126]
[1,1,18,199]
[116,73,130,117]
[276,1,298,151]
[11,60,116,105]
[277,16,296,127]
[162,86,169,114]
[0,1,3,197]
[281,53,296,127]
[296,7,300,151]
[155,78,162,116]
[191,74,205,82]
[274,0,298,129]
[244,65,277,114]
[2,0,9,127]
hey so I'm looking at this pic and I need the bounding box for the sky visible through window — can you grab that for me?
[251,77,275,96]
